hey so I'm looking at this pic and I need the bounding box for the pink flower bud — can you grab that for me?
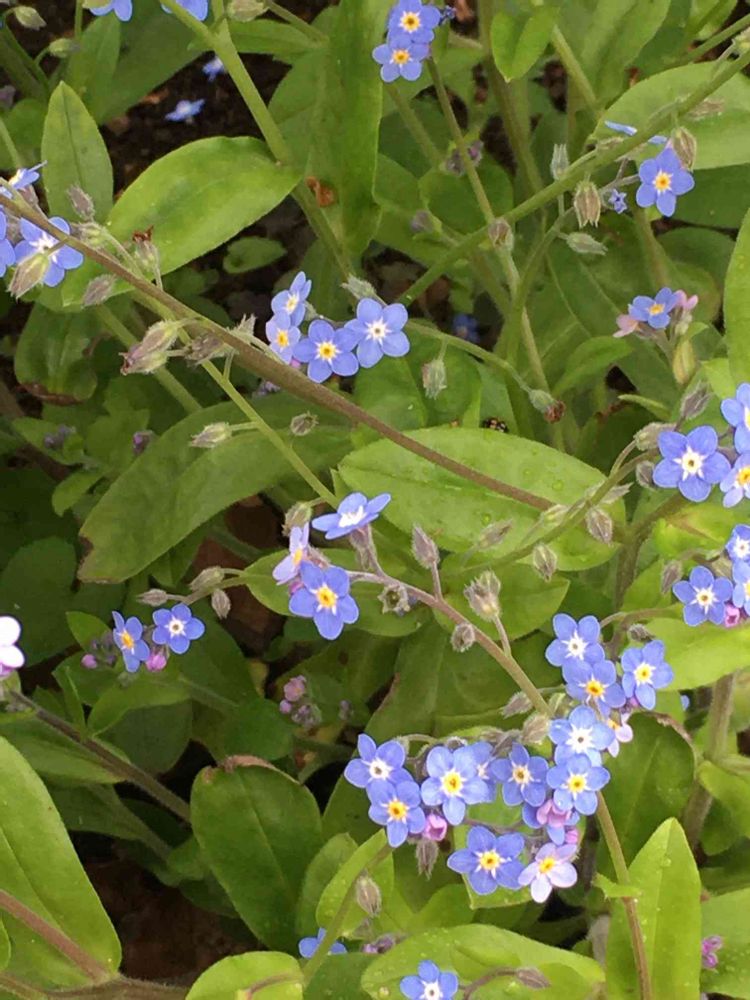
[423,813,448,842]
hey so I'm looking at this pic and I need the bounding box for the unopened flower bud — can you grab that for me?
[679,382,710,421]
[67,185,95,220]
[355,875,382,918]
[521,712,549,745]
[585,507,613,545]
[410,210,434,234]
[289,412,318,437]
[230,314,256,343]
[686,98,724,120]
[672,338,697,386]
[83,274,116,306]
[184,332,230,364]
[132,430,154,455]
[564,232,607,256]
[627,623,653,643]
[190,422,232,449]
[121,320,181,375]
[379,582,411,615]
[477,519,513,549]
[228,0,265,19]
[133,237,161,282]
[550,144,569,180]
[211,589,231,619]
[502,691,533,717]
[12,6,46,29]
[189,566,225,591]
[488,217,513,250]
[635,460,654,488]
[601,484,631,505]
[81,654,98,670]
[416,836,440,877]
[411,524,440,568]
[671,126,697,170]
[660,559,683,594]
[532,543,557,582]
[421,358,447,399]
[516,968,551,990]
[540,503,568,526]
[464,570,500,621]
[341,275,377,300]
[138,588,169,607]
[9,253,50,297]
[284,501,313,534]
[423,813,448,841]
[49,37,78,58]
[573,180,601,228]
[634,422,672,451]
[450,622,475,652]
[146,650,168,673]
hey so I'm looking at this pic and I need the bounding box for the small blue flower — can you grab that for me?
[673,566,732,626]
[545,614,605,671]
[112,612,150,673]
[652,427,730,502]
[265,315,301,364]
[344,298,410,368]
[621,640,673,710]
[732,560,750,615]
[162,0,209,19]
[447,826,524,895]
[420,745,489,825]
[90,0,132,18]
[564,658,625,715]
[202,55,226,81]
[547,753,610,816]
[165,99,205,122]
[491,743,548,808]
[517,842,578,903]
[7,163,43,190]
[627,287,680,329]
[298,928,346,959]
[312,491,391,539]
[469,740,496,798]
[368,778,426,847]
[372,36,429,83]
[14,217,84,287]
[636,147,695,217]
[271,271,311,326]
[344,734,410,788]
[720,453,750,508]
[604,120,666,145]
[609,188,627,214]
[387,0,441,43]
[292,320,359,383]
[548,705,613,766]
[727,524,750,563]
[400,961,459,1000]
[452,313,480,343]
[272,523,310,585]
[721,383,750,453]
[522,798,579,846]
[0,210,14,277]
[152,604,205,654]
[288,562,359,640]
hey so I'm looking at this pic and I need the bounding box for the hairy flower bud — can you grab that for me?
[137,588,169,607]
[9,253,49,297]
[284,501,313,534]
[121,320,181,375]
[289,412,318,437]
[635,460,654,488]
[464,570,501,621]
[450,622,475,652]
[341,275,377,301]
[672,338,697,386]
[661,559,683,594]
[573,180,601,228]
[532,543,557,582]
[550,144,569,180]
[83,274,116,306]
[184,332,230,364]
[189,566,225,591]
[477,519,513,549]
[516,968,551,990]
[679,382,711,421]
[488,217,514,250]
[671,126,697,170]
[416,836,440,878]
[12,6,46,29]
[211,589,231,619]
[67,185,95,221]
[355,876,382,918]
[411,524,440,568]
[190,422,232,449]
[634,422,672,451]
[49,37,78,58]
[379,582,411,615]
[564,232,607,256]
[410,210,435,234]
[627,623,653,643]
[686,98,724,120]
[502,691,533,718]
[228,0,265,19]
[601,483,631,505]
[585,507,613,545]
[521,712,549,745]
[421,358,447,399]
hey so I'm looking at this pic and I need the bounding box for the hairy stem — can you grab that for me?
[633,208,671,290]
[551,26,600,115]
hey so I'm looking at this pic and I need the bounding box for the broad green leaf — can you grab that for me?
[220,698,294,761]
[0,99,45,172]
[317,831,393,936]
[338,428,624,570]
[41,82,113,220]
[593,873,642,899]
[701,888,750,998]
[50,785,170,856]
[64,138,300,305]
[306,953,372,999]
[223,236,285,274]
[307,0,383,256]
[0,714,117,785]
[65,611,109,650]
[606,820,701,1000]
[186,952,303,1000]
[87,669,190,736]
[14,306,97,402]
[192,760,323,950]
[552,337,632,398]
[0,736,121,987]
[699,761,750,837]
[108,701,192,775]
[725,207,750,383]
[490,7,557,81]
[649,617,750,689]
[64,14,121,120]
[52,470,103,517]
[421,160,513,234]
[231,17,321,57]
[675,164,750,229]
[297,833,357,937]
[361,925,603,999]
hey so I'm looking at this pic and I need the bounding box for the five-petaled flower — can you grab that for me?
[621,640,673,710]
[312,491,391,539]
[373,37,430,83]
[202,55,226,81]
[3,163,43,194]
[272,523,310,584]
[731,560,750,615]
[399,960,459,1000]
[721,453,750,508]
[344,734,410,788]
[165,99,205,122]
[112,612,150,673]
[491,742,548,808]
[0,616,24,678]
[652,426,730,502]
[14,217,84,287]
[636,147,695,217]
[91,0,132,18]
[292,319,359,383]
[549,705,613,766]
[518,842,578,903]
[727,524,750,563]
[721,383,750,453]
[547,753,610,815]
[564,658,626,715]
[673,566,732,626]
[152,604,205,654]
[265,315,301,364]
[420,745,489,825]
[288,562,359,639]
[447,826,524,895]
[627,287,680,330]
[345,298,410,368]
[545,614,604,671]
[609,188,627,214]
[387,0,441,42]
[271,271,311,326]
[368,778,426,846]
[522,799,579,846]
[298,928,346,958]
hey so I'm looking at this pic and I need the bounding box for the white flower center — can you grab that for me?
[695,587,715,608]
[339,505,366,528]
[570,726,593,750]
[565,632,586,659]
[679,447,703,477]
[31,232,57,254]
[366,319,389,341]
[368,758,391,780]
[168,619,186,636]
[422,984,442,1000]
[734,538,750,559]
[285,293,299,314]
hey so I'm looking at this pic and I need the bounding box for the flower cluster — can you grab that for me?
[372,0,442,83]
[614,287,697,340]
[0,616,24,680]
[673,524,750,628]
[603,120,695,218]
[111,604,205,673]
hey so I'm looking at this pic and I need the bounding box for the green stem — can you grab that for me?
[97,307,201,414]
[74,0,85,40]
[409,319,532,393]
[551,26,600,115]
[676,11,750,66]
[50,980,185,999]
[263,0,327,43]
[633,208,671,289]
[682,672,737,849]
[388,85,443,167]
[241,973,303,997]
[0,975,46,1000]
[0,115,22,172]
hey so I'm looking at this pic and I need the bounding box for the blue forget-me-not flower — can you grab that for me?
[673,566,732,626]
[312,491,391,539]
[652,427,730,502]
[288,562,359,639]
[447,826,524,895]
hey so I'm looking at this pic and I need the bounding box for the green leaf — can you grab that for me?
[220,699,294,761]
[65,611,109,650]
[63,13,121,120]
[296,833,357,937]
[606,820,701,1000]
[316,831,393,936]
[490,6,557,82]
[725,207,750,383]
[701,888,750,998]
[52,470,102,517]
[699,760,750,836]
[14,306,97,402]
[87,669,190,736]
[41,82,113,220]
[649,617,750,689]
[307,0,383,255]
[675,164,750,229]
[307,953,372,999]
[338,428,623,570]
[64,138,300,305]
[192,760,323,950]
[0,736,121,987]
[50,785,170,856]
[0,715,118,785]
[0,920,9,972]
[223,236,286,274]
[186,952,303,1000]
[552,337,632,398]
[593,873,642,899]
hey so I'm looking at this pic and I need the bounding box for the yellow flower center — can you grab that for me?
[634,663,653,684]
[585,679,604,699]
[292,548,304,566]
[512,765,531,786]
[648,303,665,316]
[695,588,714,607]
[387,799,407,821]
[441,770,464,795]
[738,466,750,486]
[477,850,500,872]
[566,773,587,794]
[538,856,557,875]
[120,630,134,651]
[744,408,750,430]
[313,584,337,610]
[744,581,750,600]
[316,340,338,361]
[392,48,411,65]
[285,293,299,313]
[653,170,672,192]
[679,447,703,476]
[400,11,420,30]
[276,329,289,348]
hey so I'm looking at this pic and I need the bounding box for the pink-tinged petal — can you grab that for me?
[0,617,21,646]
